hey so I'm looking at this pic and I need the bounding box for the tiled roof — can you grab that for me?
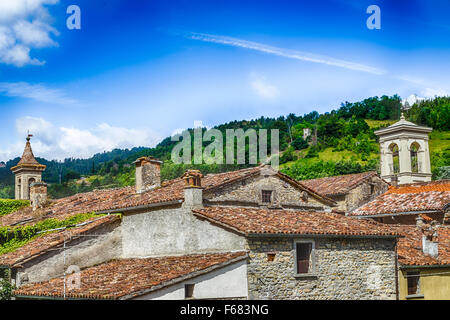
[301,171,379,197]
[393,225,450,266]
[0,215,120,267]
[17,140,41,166]
[350,180,450,217]
[0,167,261,227]
[1,166,334,227]
[13,252,247,299]
[192,207,401,237]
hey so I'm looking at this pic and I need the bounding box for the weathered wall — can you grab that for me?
[134,260,248,300]
[121,205,246,258]
[246,237,397,300]
[345,176,389,212]
[205,175,327,210]
[399,267,450,300]
[15,220,122,287]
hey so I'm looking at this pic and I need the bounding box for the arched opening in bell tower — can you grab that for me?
[389,143,399,175]
[410,142,420,173]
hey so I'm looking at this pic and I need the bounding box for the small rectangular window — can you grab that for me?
[262,190,272,203]
[296,242,313,274]
[407,272,420,296]
[185,284,195,299]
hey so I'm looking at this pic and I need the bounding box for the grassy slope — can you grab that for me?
[281,120,449,173]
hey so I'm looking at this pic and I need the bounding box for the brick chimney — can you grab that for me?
[182,169,203,208]
[134,157,163,193]
[30,182,47,211]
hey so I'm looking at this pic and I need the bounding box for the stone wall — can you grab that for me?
[246,237,397,300]
[345,176,389,212]
[205,175,328,210]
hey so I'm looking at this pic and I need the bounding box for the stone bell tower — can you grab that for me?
[10,134,46,200]
[375,114,432,185]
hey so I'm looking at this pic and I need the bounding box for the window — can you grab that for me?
[410,143,420,173]
[390,143,399,174]
[261,190,272,203]
[185,284,195,299]
[407,272,420,296]
[267,253,276,262]
[295,241,314,275]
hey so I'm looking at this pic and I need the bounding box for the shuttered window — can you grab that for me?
[296,242,313,274]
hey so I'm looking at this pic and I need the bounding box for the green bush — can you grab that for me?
[0,199,30,217]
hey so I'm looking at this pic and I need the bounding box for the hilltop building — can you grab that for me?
[10,135,46,201]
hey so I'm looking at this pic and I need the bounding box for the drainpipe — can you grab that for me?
[395,238,399,300]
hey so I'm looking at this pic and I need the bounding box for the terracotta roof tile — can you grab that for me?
[350,180,450,217]
[0,215,120,267]
[193,207,401,237]
[301,171,379,197]
[392,225,450,266]
[13,252,247,299]
[0,167,262,227]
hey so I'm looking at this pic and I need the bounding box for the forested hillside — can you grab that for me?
[1,94,449,199]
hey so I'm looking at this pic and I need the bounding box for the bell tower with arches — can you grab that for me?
[10,134,46,200]
[375,114,432,185]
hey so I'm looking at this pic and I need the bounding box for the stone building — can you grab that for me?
[10,135,46,200]
[376,113,432,185]
[0,160,401,300]
[302,171,390,213]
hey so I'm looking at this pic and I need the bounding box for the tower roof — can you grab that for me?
[11,135,46,173]
[17,135,40,166]
[374,113,432,137]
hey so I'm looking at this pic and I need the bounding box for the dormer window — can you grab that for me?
[261,190,272,203]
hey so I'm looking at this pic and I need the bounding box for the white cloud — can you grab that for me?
[0,0,59,67]
[186,32,386,75]
[0,116,162,161]
[0,82,78,105]
[250,73,279,98]
[422,87,449,98]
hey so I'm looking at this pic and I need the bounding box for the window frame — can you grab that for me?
[294,240,316,278]
[406,271,423,299]
[261,190,273,204]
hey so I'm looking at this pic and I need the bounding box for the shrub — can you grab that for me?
[0,199,30,217]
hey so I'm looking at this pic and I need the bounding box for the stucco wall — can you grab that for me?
[134,260,248,300]
[15,219,122,287]
[246,237,397,300]
[121,205,246,258]
[205,175,327,209]
[399,267,450,300]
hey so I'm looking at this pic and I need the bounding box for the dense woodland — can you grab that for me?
[1,95,449,199]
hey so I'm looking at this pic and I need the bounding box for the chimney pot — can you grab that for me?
[182,170,203,208]
[134,157,163,193]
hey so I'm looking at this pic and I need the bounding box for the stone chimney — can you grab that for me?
[134,157,163,193]
[182,169,203,208]
[30,182,47,211]
[419,220,439,258]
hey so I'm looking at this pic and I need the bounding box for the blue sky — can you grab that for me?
[1,0,450,161]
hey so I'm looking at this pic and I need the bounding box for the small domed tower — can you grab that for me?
[375,114,432,185]
[10,135,46,200]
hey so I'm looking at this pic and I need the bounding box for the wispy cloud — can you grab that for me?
[250,73,279,98]
[0,82,78,105]
[186,32,386,75]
